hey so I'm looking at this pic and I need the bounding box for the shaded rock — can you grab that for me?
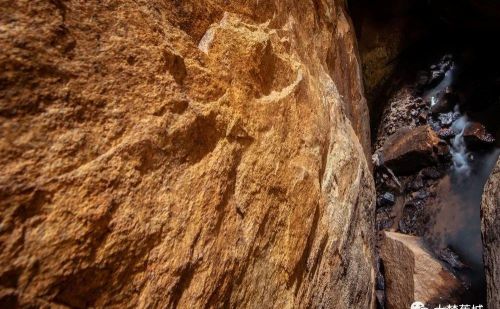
[376,290,385,309]
[381,232,462,309]
[381,126,440,175]
[437,127,455,139]
[481,157,500,309]
[377,208,395,231]
[421,167,443,179]
[442,54,453,62]
[463,122,496,148]
[438,247,466,270]
[376,257,386,290]
[407,176,424,192]
[418,110,428,123]
[416,71,430,88]
[375,88,419,151]
[377,192,396,208]
[411,189,429,200]
[436,142,451,161]
[428,117,442,132]
[430,88,458,114]
[438,112,454,127]
[428,70,445,87]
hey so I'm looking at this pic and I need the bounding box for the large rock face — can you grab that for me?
[482,157,500,309]
[0,1,375,308]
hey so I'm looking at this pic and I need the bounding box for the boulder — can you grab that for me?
[438,112,454,127]
[438,247,466,270]
[381,126,441,175]
[377,192,396,208]
[481,157,500,309]
[428,70,445,87]
[430,88,458,114]
[437,128,455,139]
[463,122,495,148]
[381,232,462,309]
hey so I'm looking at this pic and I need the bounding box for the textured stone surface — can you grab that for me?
[0,1,375,308]
[463,122,495,148]
[374,87,420,151]
[481,157,500,309]
[380,232,461,309]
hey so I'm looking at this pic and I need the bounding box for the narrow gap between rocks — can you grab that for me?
[349,0,500,307]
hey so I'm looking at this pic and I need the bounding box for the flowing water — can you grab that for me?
[423,57,499,305]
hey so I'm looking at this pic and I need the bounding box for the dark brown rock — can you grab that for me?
[418,110,429,123]
[438,247,466,270]
[436,142,451,160]
[407,176,424,191]
[463,122,495,148]
[421,167,443,179]
[437,128,455,139]
[377,192,396,208]
[381,126,441,175]
[430,88,458,114]
[428,70,445,87]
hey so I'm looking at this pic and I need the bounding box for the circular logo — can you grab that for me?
[411,302,426,309]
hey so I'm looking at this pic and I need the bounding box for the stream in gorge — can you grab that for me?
[371,46,499,307]
[423,58,499,305]
[347,1,500,306]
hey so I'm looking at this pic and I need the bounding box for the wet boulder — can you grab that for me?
[463,122,495,149]
[437,127,455,139]
[381,232,462,309]
[438,112,454,127]
[430,88,459,114]
[428,70,445,87]
[438,247,466,270]
[381,126,441,175]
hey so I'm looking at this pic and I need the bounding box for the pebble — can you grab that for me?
[377,192,396,207]
[421,167,442,179]
[438,112,454,126]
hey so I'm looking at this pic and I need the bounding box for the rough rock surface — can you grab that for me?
[380,232,461,309]
[380,125,441,175]
[0,1,375,308]
[463,122,495,148]
[374,87,422,151]
[481,157,500,309]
